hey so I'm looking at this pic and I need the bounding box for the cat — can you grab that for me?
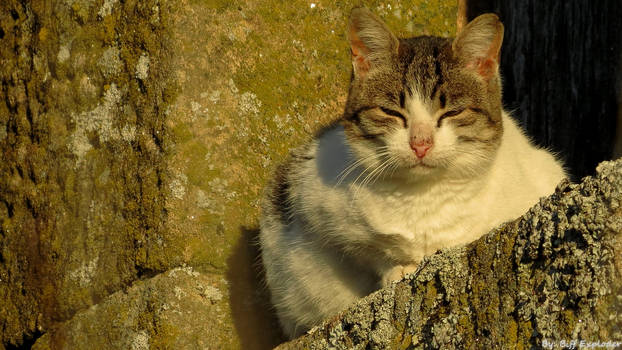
[259,8,566,339]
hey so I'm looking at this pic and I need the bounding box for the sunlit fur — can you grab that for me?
[260,9,566,339]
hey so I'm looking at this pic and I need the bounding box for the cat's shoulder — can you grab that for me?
[279,120,351,180]
[497,111,567,183]
[261,120,347,214]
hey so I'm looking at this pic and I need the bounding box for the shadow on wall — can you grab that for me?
[226,226,285,350]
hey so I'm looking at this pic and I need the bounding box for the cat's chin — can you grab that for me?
[408,162,436,169]
[394,161,444,179]
[407,164,438,176]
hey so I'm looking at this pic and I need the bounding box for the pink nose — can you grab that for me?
[410,139,432,158]
[412,144,431,158]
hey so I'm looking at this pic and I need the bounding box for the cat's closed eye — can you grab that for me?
[437,109,464,127]
[379,107,407,126]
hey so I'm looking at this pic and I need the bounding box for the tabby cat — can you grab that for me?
[260,8,565,338]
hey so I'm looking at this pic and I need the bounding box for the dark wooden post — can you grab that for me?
[466,0,622,179]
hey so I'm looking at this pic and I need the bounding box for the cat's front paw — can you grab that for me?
[382,263,418,287]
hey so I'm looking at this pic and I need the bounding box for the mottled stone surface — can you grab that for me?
[165,1,456,349]
[164,0,456,273]
[31,266,233,349]
[0,0,456,349]
[2,0,620,349]
[0,0,173,347]
[278,159,622,349]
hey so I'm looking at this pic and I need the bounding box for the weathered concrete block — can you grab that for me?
[32,266,234,349]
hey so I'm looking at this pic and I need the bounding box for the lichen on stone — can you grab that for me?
[69,257,100,288]
[135,53,150,81]
[98,46,122,77]
[169,172,187,200]
[69,83,124,161]
[97,0,119,19]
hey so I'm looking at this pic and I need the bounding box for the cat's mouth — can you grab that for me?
[410,161,436,169]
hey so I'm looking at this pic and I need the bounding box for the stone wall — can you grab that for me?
[0,1,456,348]
[0,0,172,346]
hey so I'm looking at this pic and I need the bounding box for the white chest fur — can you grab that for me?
[305,114,565,262]
[352,178,489,260]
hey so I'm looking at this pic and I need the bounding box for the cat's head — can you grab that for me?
[342,8,504,182]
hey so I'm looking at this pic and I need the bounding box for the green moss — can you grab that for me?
[70,2,90,24]
[182,142,211,186]
[561,309,577,334]
[506,319,519,346]
[517,319,533,345]
[423,282,438,310]
[188,236,227,271]
[194,0,236,11]
[0,0,179,345]
[172,122,193,143]
[150,322,180,349]
[129,0,460,348]
[457,314,471,333]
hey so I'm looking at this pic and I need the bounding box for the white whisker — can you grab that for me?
[335,147,391,186]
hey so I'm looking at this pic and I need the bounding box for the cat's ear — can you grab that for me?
[348,8,398,79]
[452,13,504,80]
